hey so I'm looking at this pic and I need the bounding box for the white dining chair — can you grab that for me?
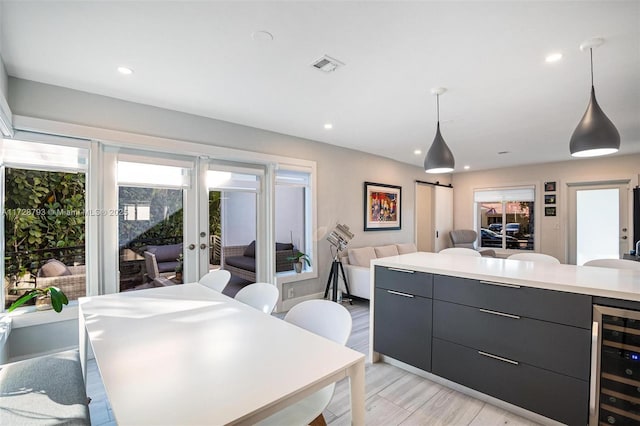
[439,247,482,257]
[234,282,279,314]
[257,300,352,426]
[584,258,640,271]
[508,253,560,264]
[198,269,231,292]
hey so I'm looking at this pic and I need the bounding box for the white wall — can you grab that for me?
[452,154,640,263]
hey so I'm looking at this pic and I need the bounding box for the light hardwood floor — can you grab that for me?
[86,299,542,426]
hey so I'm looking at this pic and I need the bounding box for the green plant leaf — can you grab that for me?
[48,287,69,313]
[7,290,41,312]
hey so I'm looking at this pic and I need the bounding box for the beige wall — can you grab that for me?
[452,155,640,263]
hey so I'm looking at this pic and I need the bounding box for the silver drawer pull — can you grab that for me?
[479,308,521,320]
[478,351,519,366]
[479,280,521,289]
[387,290,414,298]
[387,268,415,274]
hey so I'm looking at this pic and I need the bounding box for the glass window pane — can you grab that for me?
[4,168,86,309]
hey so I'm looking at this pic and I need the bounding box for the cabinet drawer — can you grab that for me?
[432,338,588,425]
[433,274,592,328]
[373,288,432,371]
[433,300,591,380]
[374,266,432,298]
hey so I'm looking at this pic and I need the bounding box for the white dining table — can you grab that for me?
[78,283,365,425]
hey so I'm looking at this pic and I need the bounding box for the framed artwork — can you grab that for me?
[364,182,401,231]
[544,181,556,192]
[544,194,556,204]
[545,207,556,217]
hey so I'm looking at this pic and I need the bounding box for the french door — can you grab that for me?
[568,180,630,265]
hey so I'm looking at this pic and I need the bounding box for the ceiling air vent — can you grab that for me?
[311,55,344,73]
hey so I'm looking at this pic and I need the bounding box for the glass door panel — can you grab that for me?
[207,168,261,293]
[116,160,188,291]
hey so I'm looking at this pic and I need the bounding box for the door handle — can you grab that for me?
[622,236,628,240]
[188,244,196,250]
[200,243,207,250]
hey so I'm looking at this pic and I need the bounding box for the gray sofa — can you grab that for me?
[144,243,183,273]
[223,241,298,282]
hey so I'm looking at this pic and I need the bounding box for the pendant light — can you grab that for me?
[570,38,620,157]
[424,87,455,173]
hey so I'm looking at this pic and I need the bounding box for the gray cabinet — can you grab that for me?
[431,274,592,425]
[432,338,589,426]
[373,266,433,371]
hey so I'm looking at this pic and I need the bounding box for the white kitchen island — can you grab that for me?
[370,252,640,426]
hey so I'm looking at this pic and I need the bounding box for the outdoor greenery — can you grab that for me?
[4,168,86,277]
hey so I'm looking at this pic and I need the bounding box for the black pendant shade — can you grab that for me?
[424,89,455,174]
[570,42,620,157]
[570,86,620,157]
[424,122,455,173]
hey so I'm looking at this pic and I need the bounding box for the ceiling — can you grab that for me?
[1,1,639,172]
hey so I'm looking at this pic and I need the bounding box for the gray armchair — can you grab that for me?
[449,230,496,257]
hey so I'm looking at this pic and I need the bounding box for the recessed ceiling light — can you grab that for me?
[464,165,470,170]
[545,53,563,63]
[252,30,274,41]
[324,123,333,130]
[414,149,422,155]
[117,66,133,75]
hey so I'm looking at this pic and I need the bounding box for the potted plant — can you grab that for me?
[8,286,69,313]
[287,252,311,273]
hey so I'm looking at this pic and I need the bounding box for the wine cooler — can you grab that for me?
[592,305,640,425]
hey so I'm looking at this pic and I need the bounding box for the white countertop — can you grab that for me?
[372,252,640,302]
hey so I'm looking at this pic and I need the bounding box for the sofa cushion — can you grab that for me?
[157,261,180,273]
[38,259,72,278]
[275,242,294,251]
[396,243,418,254]
[374,245,399,258]
[243,241,256,258]
[225,255,256,272]
[348,247,377,267]
[147,243,183,262]
[0,350,90,425]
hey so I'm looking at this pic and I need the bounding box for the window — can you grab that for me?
[2,138,88,309]
[475,187,535,251]
[275,170,311,274]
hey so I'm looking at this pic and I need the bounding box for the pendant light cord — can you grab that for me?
[590,48,594,87]
[436,94,440,123]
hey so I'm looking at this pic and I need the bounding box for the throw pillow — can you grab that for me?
[396,243,418,254]
[348,247,377,267]
[243,240,256,258]
[374,245,399,258]
[39,259,72,277]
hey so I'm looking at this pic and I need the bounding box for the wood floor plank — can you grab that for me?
[378,372,446,412]
[468,403,542,426]
[329,395,413,426]
[400,388,484,426]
